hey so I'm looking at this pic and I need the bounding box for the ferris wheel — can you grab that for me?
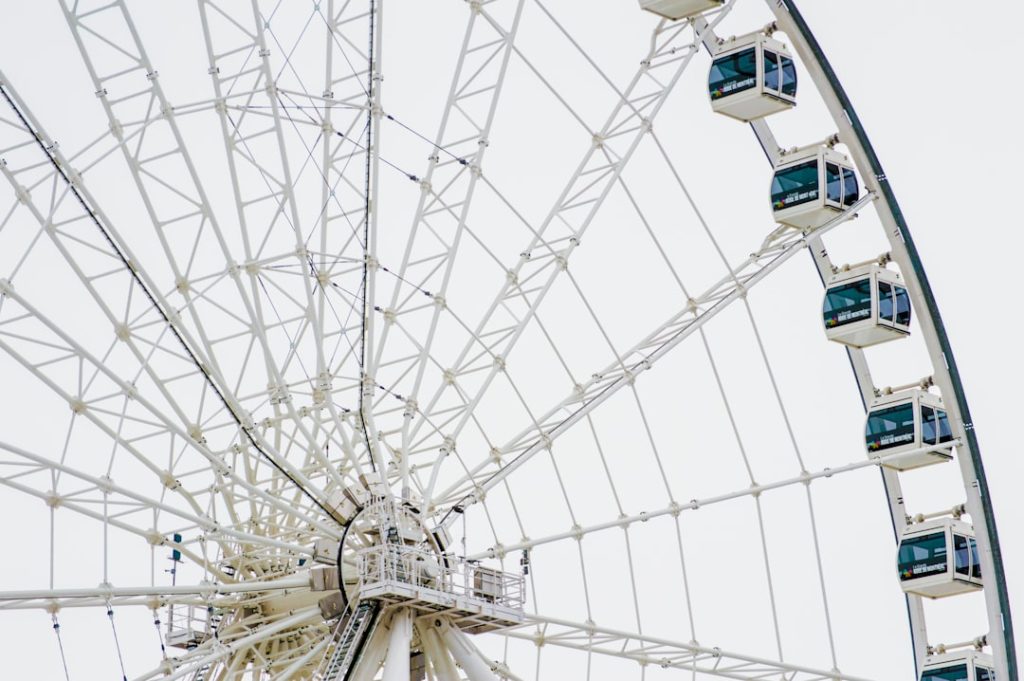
[0,0,1015,680]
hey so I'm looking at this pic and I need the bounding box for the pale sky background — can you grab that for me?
[0,1,1021,679]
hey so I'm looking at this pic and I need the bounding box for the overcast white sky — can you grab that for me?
[0,1,1021,679]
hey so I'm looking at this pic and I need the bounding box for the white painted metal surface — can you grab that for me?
[381,609,411,681]
[0,0,1011,679]
[640,0,723,20]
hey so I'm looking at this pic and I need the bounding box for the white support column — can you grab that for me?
[419,626,460,681]
[437,621,499,681]
[382,608,413,681]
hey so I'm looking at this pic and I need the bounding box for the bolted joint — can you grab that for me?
[402,397,418,419]
[161,470,181,490]
[187,424,206,445]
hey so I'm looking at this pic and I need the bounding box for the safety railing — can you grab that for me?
[356,543,525,611]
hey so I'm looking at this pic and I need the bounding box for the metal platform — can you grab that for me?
[357,544,525,634]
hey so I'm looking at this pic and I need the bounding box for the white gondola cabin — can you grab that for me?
[898,518,983,598]
[865,389,954,470]
[638,0,722,20]
[921,652,996,681]
[709,34,796,121]
[823,265,911,347]
[771,146,859,229]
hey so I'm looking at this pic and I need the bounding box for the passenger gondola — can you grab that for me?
[709,33,796,121]
[865,389,954,470]
[898,518,983,598]
[771,145,858,229]
[921,652,996,681]
[823,265,911,347]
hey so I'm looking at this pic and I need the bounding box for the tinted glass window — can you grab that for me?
[771,160,819,210]
[764,50,780,91]
[898,531,948,581]
[922,664,970,681]
[781,55,797,96]
[823,279,872,328]
[954,533,971,576]
[894,285,912,326]
[977,667,995,681]
[866,402,916,452]
[937,409,954,444]
[826,163,842,203]
[842,167,859,206]
[709,48,757,100]
[921,406,938,444]
[971,538,982,578]
[878,281,894,323]
[953,534,982,578]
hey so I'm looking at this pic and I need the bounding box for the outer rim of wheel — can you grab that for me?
[768,1,1018,678]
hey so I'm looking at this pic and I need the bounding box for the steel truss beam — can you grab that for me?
[196,0,376,486]
[57,0,352,497]
[0,574,309,611]
[373,0,526,498]
[0,70,342,540]
[318,0,386,482]
[508,614,877,681]
[412,5,739,508]
[0,439,321,575]
[433,193,875,510]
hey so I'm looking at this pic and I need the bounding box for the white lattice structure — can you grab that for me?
[0,1,1015,680]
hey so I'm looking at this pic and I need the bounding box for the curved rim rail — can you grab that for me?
[763,1,1017,678]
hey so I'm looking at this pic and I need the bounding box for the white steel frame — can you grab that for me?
[0,0,1013,679]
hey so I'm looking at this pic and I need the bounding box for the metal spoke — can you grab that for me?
[505,613,877,681]
[432,193,873,510]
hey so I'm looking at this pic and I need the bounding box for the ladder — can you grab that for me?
[316,600,380,681]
